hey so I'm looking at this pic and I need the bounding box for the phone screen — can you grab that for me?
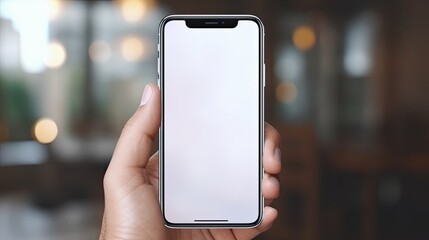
[161,17,263,226]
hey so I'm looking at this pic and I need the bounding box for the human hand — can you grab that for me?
[100,83,282,240]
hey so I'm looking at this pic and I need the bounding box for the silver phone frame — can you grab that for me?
[158,14,265,228]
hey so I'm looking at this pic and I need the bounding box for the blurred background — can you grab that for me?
[1,0,428,239]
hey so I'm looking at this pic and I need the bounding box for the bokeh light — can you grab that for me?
[120,36,144,61]
[44,41,67,68]
[33,118,58,144]
[276,81,298,104]
[89,40,111,63]
[120,0,147,22]
[49,0,63,20]
[292,26,316,51]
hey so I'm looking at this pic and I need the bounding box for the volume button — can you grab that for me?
[263,64,266,87]
[157,43,160,69]
[157,43,160,87]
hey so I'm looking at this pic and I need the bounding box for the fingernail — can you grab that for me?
[140,85,152,106]
[274,147,281,164]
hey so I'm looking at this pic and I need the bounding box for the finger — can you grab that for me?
[146,152,160,193]
[264,123,282,174]
[262,173,280,200]
[146,151,160,177]
[109,83,160,171]
[233,206,278,240]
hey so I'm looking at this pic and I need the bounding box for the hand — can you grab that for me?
[100,83,282,240]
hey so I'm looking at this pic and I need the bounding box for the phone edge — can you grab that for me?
[158,14,265,229]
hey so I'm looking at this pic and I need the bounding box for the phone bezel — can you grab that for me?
[158,14,265,228]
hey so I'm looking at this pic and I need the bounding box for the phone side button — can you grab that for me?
[263,64,266,87]
[157,58,160,74]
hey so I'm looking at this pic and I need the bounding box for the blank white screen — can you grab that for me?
[164,20,260,224]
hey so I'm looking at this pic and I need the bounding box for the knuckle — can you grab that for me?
[103,170,115,190]
[122,118,136,135]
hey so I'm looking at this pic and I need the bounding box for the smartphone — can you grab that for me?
[158,15,264,228]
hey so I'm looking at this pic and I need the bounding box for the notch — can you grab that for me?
[186,19,238,28]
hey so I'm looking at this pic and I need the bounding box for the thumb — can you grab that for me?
[109,83,160,171]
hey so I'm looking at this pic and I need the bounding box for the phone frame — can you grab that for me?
[158,14,265,228]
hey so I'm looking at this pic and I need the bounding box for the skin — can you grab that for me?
[100,84,282,240]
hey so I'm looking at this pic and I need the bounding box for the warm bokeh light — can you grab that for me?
[292,26,316,51]
[89,40,111,63]
[120,0,147,22]
[49,0,63,20]
[44,41,67,68]
[276,81,298,104]
[120,36,144,61]
[33,118,58,144]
